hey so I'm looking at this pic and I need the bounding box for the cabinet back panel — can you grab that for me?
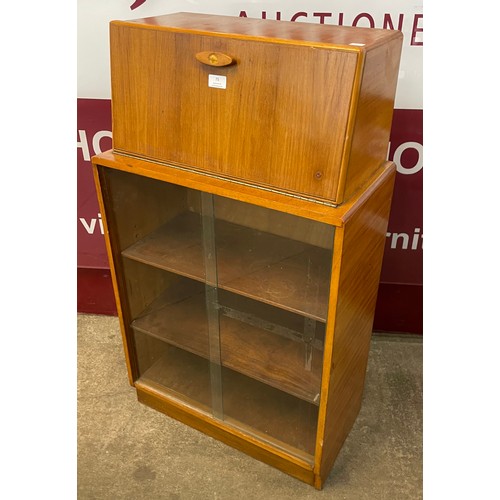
[187,192,335,249]
[110,25,358,202]
[100,168,189,250]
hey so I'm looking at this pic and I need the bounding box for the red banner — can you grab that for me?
[77,99,422,332]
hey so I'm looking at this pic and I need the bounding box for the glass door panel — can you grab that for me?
[99,168,215,413]
[99,168,335,461]
[212,195,335,461]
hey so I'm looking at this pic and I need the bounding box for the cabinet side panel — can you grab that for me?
[339,35,402,202]
[92,164,138,384]
[318,166,396,484]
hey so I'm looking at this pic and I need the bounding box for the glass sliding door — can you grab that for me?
[98,167,334,462]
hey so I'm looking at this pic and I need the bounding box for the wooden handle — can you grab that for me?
[195,51,234,67]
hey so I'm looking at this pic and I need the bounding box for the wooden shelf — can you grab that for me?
[122,211,332,321]
[132,279,324,404]
[137,344,318,458]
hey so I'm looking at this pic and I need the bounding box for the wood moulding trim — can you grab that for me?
[112,148,341,208]
[91,150,395,228]
[334,49,366,203]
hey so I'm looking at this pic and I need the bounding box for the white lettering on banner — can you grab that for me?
[392,141,423,175]
[239,11,423,46]
[386,228,423,250]
[80,213,104,235]
[93,130,113,155]
[77,130,91,162]
[77,129,112,162]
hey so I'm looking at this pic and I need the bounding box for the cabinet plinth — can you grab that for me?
[92,11,401,490]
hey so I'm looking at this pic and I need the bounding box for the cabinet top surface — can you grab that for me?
[112,12,402,49]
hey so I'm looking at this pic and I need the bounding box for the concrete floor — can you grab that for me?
[78,313,422,499]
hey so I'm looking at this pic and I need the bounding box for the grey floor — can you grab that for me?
[78,313,422,499]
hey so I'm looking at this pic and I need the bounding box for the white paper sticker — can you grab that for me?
[208,74,227,89]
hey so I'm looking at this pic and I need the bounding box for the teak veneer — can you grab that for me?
[109,12,402,205]
[91,11,402,489]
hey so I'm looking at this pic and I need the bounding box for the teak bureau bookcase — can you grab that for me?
[91,12,403,489]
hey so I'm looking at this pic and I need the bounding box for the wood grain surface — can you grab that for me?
[110,13,402,204]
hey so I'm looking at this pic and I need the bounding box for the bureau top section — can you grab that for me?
[111,11,401,50]
[109,11,402,205]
